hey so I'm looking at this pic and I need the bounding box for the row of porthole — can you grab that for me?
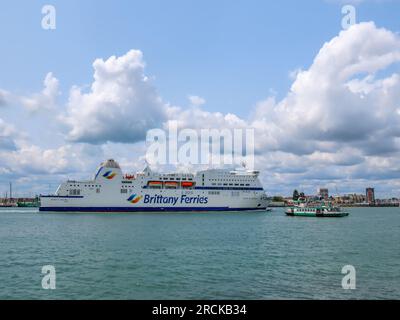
[69,185,101,188]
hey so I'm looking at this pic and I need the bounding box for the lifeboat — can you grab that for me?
[164,181,178,188]
[148,181,163,188]
[181,181,195,188]
[124,174,135,180]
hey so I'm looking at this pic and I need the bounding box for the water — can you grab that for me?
[0,207,399,300]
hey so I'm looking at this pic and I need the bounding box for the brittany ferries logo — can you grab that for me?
[103,171,117,180]
[127,194,143,204]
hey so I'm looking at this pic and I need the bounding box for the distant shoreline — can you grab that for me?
[268,203,399,208]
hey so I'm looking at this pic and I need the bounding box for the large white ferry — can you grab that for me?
[40,159,268,212]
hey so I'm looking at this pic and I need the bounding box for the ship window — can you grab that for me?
[121,189,127,194]
[96,188,100,193]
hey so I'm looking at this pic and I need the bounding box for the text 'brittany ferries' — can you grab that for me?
[143,194,209,205]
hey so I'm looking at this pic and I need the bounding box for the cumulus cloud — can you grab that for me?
[252,22,400,156]
[167,105,247,131]
[62,50,167,144]
[1,144,91,175]
[188,95,206,107]
[0,118,18,150]
[21,72,60,113]
[243,22,400,194]
[0,89,10,107]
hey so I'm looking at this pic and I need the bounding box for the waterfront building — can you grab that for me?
[366,188,375,204]
[318,188,329,200]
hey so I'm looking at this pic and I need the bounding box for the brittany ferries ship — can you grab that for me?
[40,159,268,212]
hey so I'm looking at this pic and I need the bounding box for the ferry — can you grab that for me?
[285,203,349,217]
[40,159,269,212]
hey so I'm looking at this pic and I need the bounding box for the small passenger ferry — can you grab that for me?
[285,202,349,218]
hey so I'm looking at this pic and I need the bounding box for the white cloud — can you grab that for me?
[244,22,400,195]
[188,95,206,107]
[0,89,10,107]
[21,72,60,113]
[288,68,303,81]
[62,50,167,144]
[0,118,18,150]
[252,22,400,157]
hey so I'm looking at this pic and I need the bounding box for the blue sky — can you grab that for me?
[1,0,400,198]
[2,0,398,114]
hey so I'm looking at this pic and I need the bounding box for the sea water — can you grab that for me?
[0,207,399,299]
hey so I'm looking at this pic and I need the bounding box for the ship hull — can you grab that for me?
[39,206,267,212]
[285,210,349,217]
[40,191,268,213]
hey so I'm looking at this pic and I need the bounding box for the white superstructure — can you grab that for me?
[40,159,268,212]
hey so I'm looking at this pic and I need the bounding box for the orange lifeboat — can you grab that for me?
[181,181,195,188]
[148,181,163,188]
[164,181,178,188]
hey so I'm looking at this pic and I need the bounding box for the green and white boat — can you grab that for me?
[285,203,349,218]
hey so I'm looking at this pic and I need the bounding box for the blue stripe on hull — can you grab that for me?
[39,206,267,212]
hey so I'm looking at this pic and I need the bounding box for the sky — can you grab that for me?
[1,0,400,198]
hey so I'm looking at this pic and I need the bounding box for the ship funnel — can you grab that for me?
[94,159,122,181]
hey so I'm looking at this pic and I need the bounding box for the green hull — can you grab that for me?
[17,202,39,207]
[286,210,349,217]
